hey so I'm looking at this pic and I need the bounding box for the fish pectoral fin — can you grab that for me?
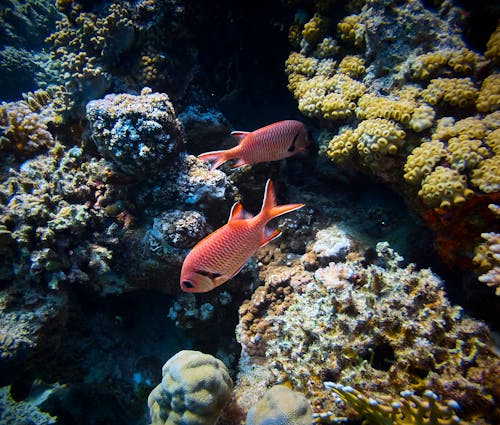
[195,269,229,287]
[260,228,282,247]
[231,159,249,168]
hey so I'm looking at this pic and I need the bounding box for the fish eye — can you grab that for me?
[182,280,194,289]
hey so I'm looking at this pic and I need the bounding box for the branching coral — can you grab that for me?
[323,382,463,425]
[45,1,134,116]
[0,100,54,159]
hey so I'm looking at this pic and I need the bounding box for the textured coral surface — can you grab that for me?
[0,1,499,425]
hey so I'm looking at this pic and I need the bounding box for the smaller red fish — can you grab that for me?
[180,179,304,293]
[198,120,310,170]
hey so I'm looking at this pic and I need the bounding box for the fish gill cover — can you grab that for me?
[0,1,499,425]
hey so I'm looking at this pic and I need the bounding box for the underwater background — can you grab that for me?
[1,0,500,424]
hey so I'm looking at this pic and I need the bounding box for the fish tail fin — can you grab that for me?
[260,179,305,222]
[198,150,229,170]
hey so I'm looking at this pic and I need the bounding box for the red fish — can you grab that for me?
[180,179,304,293]
[198,120,310,170]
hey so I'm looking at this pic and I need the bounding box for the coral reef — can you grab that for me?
[45,1,134,116]
[246,384,312,425]
[284,0,500,293]
[0,384,57,425]
[0,100,55,159]
[234,229,500,423]
[86,87,185,176]
[148,350,233,425]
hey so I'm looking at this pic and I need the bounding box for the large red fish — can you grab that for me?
[198,120,310,170]
[180,180,304,293]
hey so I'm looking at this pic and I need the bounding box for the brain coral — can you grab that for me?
[147,350,233,425]
[246,385,312,425]
[86,87,185,176]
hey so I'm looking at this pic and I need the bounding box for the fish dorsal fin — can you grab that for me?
[228,202,253,222]
[231,131,249,144]
[260,227,282,247]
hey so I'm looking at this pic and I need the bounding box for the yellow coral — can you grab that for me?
[325,128,356,162]
[337,15,365,47]
[403,140,447,184]
[0,101,54,156]
[338,55,365,78]
[313,37,339,58]
[483,110,500,130]
[470,155,500,193]
[409,104,436,132]
[418,166,474,208]
[485,20,500,65]
[446,135,491,173]
[293,73,366,120]
[285,52,318,78]
[476,73,500,113]
[486,128,500,154]
[302,13,329,45]
[356,93,415,124]
[411,48,482,79]
[288,24,302,48]
[473,231,500,295]
[326,118,405,165]
[421,77,478,108]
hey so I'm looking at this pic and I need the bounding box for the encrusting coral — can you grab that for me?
[86,87,185,176]
[246,385,312,425]
[147,350,233,425]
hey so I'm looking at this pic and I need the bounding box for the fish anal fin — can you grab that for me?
[228,202,253,222]
[260,228,282,247]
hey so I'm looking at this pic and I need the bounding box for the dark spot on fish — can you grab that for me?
[195,269,221,279]
[288,131,299,152]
